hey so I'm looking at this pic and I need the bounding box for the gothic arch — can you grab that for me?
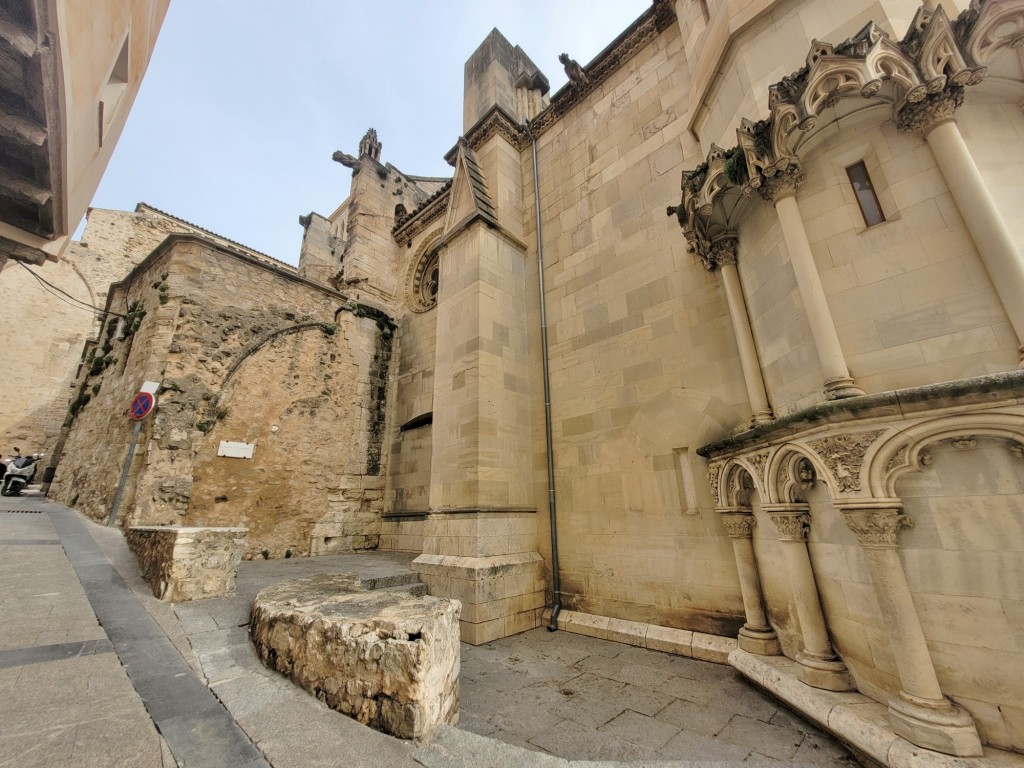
[868,412,1024,497]
[764,444,831,504]
[404,228,443,313]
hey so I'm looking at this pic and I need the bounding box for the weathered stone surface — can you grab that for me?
[249,573,460,739]
[126,525,247,602]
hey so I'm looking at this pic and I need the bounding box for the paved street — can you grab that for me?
[0,493,857,767]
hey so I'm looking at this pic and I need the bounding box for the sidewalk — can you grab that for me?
[0,493,859,767]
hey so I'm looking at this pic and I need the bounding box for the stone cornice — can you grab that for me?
[525,0,676,140]
[393,181,452,246]
[447,105,529,159]
[697,370,1024,460]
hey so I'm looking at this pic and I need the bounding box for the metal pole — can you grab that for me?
[108,419,143,527]
[525,120,562,631]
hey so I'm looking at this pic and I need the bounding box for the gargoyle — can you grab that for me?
[332,150,362,173]
[559,53,588,88]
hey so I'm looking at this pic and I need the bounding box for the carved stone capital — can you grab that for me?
[709,237,738,269]
[720,511,755,539]
[898,85,964,134]
[765,509,811,542]
[757,166,804,205]
[839,503,912,549]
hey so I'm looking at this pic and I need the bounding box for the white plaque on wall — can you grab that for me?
[217,441,255,459]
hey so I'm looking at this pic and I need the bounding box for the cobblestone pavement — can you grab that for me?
[2,493,860,767]
[455,628,858,765]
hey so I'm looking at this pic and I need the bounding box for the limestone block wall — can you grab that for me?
[522,20,752,634]
[736,111,1018,414]
[50,236,393,559]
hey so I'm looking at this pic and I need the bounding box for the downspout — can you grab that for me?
[525,120,561,631]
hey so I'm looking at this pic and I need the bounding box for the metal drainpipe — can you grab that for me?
[525,120,561,631]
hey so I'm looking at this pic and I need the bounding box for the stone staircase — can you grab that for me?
[362,571,428,597]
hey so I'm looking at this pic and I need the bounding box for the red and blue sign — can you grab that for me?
[129,392,155,421]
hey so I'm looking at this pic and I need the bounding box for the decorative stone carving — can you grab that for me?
[559,53,589,88]
[404,229,444,312]
[332,150,362,173]
[393,182,451,245]
[461,106,529,153]
[809,430,883,492]
[950,436,977,449]
[358,127,382,161]
[745,450,769,486]
[897,85,964,133]
[707,462,723,505]
[842,508,912,549]
[767,510,810,541]
[720,512,755,539]
[1011,443,1024,460]
[886,445,909,475]
[757,164,804,204]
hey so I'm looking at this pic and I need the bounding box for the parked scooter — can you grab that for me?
[1,448,43,496]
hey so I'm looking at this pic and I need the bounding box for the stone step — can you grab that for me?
[412,725,836,768]
[377,581,429,597]
[361,572,422,591]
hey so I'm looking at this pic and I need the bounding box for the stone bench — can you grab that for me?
[126,525,247,602]
[250,573,460,739]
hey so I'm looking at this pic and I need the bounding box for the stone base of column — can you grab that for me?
[888,693,983,757]
[413,551,545,645]
[796,650,856,691]
[823,376,865,400]
[750,409,775,427]
[738,626,781,655]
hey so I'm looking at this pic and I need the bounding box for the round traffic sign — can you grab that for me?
[129,392,155,421]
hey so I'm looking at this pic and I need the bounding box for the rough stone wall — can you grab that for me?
[50,236,393,558]
[126,525,247,602]
[0,205,291,459]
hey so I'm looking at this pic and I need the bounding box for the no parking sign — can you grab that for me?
[129,392,155,420]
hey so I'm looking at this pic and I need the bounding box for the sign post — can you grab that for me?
[107,392,156,527]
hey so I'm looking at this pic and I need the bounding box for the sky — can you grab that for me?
[89,1,652,265]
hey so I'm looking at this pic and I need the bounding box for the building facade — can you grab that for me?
[45,0,1024,758]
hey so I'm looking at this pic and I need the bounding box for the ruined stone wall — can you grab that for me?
[520,20,749,635]
[50,236,392,558]
[0,205,292,459]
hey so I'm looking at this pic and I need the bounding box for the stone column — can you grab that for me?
[763,503,854,690]
[761,170,864,399]
[720,508,781,655]
[907,91,1024,367]
[711,240,773,425]
[838,499,982,756]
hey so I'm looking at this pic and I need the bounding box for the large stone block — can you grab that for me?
[126,525,247,601]
[250,573,460,739]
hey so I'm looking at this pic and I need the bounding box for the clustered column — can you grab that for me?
[710,238,774,425]
[762,502,854,691]
[719,508,780,655]
[760,170,864,399]
[838,499,982,756]
[904,90,1024,367]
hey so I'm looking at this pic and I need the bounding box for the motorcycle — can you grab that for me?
[1,449,43,496]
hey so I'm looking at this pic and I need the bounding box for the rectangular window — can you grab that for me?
[846,161,885,227]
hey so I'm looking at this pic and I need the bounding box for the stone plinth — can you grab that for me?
[126,525,247,602]
[249,573,461,740]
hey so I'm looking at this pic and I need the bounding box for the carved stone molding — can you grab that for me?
[809,430,883,493]
[720,512,756,539]
[897,85,964,133]
[707,462,723,506]
[766,510,811,542]
[841,506,912,549]
[393,183,451,246]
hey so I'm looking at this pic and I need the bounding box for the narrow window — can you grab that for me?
[846,161,885,227]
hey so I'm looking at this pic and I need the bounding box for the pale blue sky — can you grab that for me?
[90,1,651,265]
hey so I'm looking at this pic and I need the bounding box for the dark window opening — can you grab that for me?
[400,412,433,432]
[846,161,885,228]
